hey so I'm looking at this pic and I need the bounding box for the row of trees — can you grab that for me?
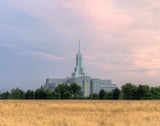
[95,83,160,100]
[0,83,82,99]
[1,83,160,100]
[121,83,156,100]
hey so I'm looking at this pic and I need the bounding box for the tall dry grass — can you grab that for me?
[0,100,160,126]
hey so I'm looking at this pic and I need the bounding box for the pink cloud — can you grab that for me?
[22,51,65,61]
[9,0,160,86]
[11,0,133,36]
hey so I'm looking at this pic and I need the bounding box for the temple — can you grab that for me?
[44,40,116,97]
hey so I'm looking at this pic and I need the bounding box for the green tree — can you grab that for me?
[25,90,35,99]
[104,91,112,99]
[55,83,82,99]
[99,89,105,100]
[70,83,82,98]
[136,85,152,99]
[151,87,160,99]
[112,88,120,99]
[118,91,124,100]
[55,84,69,99]
[10,88,25,99]
[35,86,46,99]
[63,91,72,99]
[89,93,99,99]
[53,92,61,99]
[0,91,10,99]
[46,90,52,99]
[122,83,137,100]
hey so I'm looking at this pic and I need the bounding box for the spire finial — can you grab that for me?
[78,39,80,52]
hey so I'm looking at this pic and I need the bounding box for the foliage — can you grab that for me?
[55,83,82,99]
[70,83,82,98]
[10,88,25,99]
[46,90,52,99]
[0,91,10,99]
[63,91,72,99]
[151,87,160,99]
[55,84,70,99]
[99,89,105,100]
[136,85,152,99]
[53,92,61,99]
[35,86,46,99]
[25,90,35,99]
[118,91,124,100]
[1,82,160,100]
[104,92,112,99]
[89,93,99,99]
[112,88,120,99]
[122,83,137,100]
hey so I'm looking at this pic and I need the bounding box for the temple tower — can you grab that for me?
[72,39,85,78]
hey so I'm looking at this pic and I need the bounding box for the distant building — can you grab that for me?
[44,40,116,97]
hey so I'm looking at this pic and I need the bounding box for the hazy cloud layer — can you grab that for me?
[22,51,65,61]
[0,0,160,89]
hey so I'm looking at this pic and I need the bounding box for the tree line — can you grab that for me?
[0,83,82,99]
[0,83,160,100]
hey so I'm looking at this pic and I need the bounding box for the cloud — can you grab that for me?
[0,43,14,48]
[22,51,65,61]
[9,0,133,35]
[1,0,160,86]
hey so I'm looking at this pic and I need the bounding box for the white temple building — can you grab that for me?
[44,40,116,97]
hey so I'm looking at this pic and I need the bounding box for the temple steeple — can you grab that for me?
[78,39,80,53]
[72,39,85,78]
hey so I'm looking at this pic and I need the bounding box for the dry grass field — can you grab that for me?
[0,100,160,126]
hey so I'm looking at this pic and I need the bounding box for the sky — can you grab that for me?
[0,0,160,91]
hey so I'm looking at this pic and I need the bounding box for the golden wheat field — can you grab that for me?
[0,100,160,126]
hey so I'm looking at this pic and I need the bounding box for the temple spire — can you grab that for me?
[71,39,85,78]
[78,39,80,53]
